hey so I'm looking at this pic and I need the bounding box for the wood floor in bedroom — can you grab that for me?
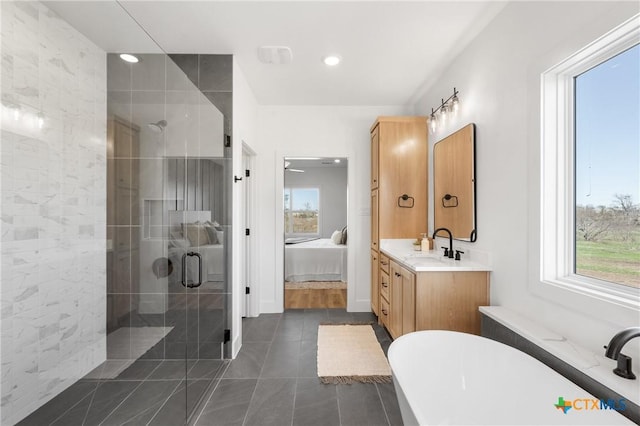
[284,282,347,309]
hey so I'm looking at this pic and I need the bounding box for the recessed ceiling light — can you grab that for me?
[323,55,341,66]
[119,53,139,63]
[334,159,341,163]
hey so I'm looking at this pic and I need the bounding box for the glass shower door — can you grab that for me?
[107,53,230,425]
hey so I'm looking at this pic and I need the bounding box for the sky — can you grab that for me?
[284,188,319,211]
[575,43,640,208]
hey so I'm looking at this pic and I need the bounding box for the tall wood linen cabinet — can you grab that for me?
[370,117,428,316]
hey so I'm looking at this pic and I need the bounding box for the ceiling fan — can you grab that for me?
[284,161,304,173]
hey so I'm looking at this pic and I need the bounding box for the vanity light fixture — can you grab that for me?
[119,53,139,63]
[429,87,460,132]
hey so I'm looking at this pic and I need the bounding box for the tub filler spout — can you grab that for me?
[605,327,640,380]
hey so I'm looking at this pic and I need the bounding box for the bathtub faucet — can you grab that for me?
[604,327,640,380]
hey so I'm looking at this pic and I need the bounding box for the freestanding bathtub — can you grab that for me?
[388,331,633,425]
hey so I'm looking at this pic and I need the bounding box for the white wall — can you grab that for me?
[413,2,639,358]
[284,166,348,239]
[232,59,259,354]
[255,106,410,313]
[0,2,107,424]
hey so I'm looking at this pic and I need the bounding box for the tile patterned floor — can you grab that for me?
[17,309,403,426]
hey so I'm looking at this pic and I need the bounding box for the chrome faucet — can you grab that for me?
[433,227,453,258]
[604,327,640,380]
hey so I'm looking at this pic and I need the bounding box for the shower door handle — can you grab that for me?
[181,252,203,288]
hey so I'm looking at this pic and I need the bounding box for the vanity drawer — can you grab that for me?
[380,253,390,274]
[380,270,390,302]
[379,297,390,327]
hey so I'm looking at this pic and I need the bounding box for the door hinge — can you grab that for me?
[245,286,250,294]
[245,169,250,177]
[224,329,231,343]
[224,135,231,148]
[245,228,250,236]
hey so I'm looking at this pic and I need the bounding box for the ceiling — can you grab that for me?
[45,1,507,106]
[285,158,348,171]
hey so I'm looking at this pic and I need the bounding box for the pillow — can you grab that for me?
[169,231,190,248]
[331,230,342,245]
[204,225,218,244]
[183,223,210,246]
[340,226,348,245]
[215,230,224,245]
[207,220,223,231]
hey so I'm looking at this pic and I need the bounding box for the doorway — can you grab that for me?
[283,157,348,309]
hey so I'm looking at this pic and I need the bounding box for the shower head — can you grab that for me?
[148,120,167,133]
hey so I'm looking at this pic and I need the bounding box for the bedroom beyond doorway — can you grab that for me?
[283,158,348,309]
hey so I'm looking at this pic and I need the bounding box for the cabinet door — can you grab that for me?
[371,126,379,189]
[401,267,415,335]
[389,261,403,339]
[371,189,379,250]
[371,250,379,315]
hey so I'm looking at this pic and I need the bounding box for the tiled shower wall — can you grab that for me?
[0,2,107,424]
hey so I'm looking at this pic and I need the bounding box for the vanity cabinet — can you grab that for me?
[415,271,489,335]
[385,260,416,340]
[370,116,427,316]
[379,249,490,338]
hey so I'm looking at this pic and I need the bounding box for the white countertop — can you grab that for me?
[379,239,492,272]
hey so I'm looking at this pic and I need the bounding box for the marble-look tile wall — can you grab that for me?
[0,2,106,424]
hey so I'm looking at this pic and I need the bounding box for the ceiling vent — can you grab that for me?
[257,46,293,65]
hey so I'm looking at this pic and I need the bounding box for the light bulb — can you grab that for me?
[430,113,437,132]
[37,112,45,129]
[451,95,460,114]
[440,104,448,124]
[12,107,20,121]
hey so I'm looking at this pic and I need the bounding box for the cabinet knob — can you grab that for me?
[381,309,388,315]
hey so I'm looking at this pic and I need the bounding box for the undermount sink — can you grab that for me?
[403,254,447,264]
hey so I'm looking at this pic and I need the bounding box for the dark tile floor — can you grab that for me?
[18,309,403,426]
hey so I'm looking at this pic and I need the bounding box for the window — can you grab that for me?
[284,187,320,235]
[541,16,639,308]
[574,45,639,288]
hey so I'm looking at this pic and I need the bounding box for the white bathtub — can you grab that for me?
[388,331,633,425]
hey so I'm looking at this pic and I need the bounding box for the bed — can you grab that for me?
[167,210,226,286]
[284,238,347,282]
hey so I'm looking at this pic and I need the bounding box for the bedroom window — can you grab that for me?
[284,187,320,236]
[540,16,639,308]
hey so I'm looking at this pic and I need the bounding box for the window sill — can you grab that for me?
[539,276,639,312]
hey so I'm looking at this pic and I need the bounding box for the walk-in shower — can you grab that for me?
[1,1,234,424]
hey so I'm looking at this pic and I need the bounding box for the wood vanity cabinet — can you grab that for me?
[415,271,489,335]
[380,256,489,338]
[385,259,416,340]
[370,116,427,317]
